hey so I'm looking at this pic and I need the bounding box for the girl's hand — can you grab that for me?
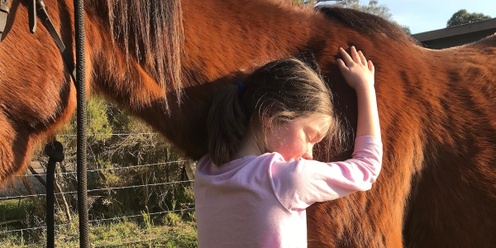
[337,46,375,92]
[337,46,380,138]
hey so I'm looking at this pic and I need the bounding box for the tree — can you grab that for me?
[296,0,391,20]
[296,0,395,24]
[335,0,391,19]
[299,0,413,33]
[447,9,492,28]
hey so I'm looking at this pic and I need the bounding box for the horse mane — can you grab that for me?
[89,0,184,99]
[317,6,416,44]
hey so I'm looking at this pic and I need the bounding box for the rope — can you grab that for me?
[74,0,88,247]
[44,141,64,248]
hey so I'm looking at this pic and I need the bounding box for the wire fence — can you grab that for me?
[0,132,198,247]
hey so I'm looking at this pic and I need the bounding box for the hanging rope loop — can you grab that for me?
[44,140,64,162]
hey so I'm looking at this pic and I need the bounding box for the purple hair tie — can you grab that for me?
[235,82,245,97]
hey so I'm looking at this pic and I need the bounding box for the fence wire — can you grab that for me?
[0,132,197,246]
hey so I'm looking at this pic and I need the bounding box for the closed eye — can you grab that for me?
[306,131,321,144]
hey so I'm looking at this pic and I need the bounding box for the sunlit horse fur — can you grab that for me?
[0,0,494,247]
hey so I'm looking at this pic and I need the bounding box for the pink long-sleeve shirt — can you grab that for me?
[194,135,382,248]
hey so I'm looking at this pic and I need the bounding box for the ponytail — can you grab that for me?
[206,84,248,165]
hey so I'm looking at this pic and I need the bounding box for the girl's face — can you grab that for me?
[264,114,331,161]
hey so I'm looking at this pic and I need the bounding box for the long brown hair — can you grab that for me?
[207,58,343,165]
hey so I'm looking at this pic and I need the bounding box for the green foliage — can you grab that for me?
[8,95,197,246]
[90,220,142,246]
[0,199,33,223]
[0,198,46,244]
[294,0,409,32]
[401,25,411,35]
[39,97,195,217]
[86,97,113,140]
[447,9,492,28]
[335,0,391,19]
[142,207,153,229]
[165,212,182,226]
[0,199,57,246]
[300,0,392,20]
[59,97,113,145]
[1,209,198,247]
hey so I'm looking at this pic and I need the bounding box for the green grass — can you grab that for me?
[0,199,34,222]
[0,200,197,248]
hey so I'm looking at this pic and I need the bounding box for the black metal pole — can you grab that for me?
[74,0,88,247]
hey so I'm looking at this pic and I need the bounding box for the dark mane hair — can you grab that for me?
[89,0,184,98]
[317,6,416,44]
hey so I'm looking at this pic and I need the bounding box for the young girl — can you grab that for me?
[194,47,382,247]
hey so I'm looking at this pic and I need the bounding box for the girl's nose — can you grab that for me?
[302,145,313,160]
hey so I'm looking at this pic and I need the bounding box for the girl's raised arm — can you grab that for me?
[337,46,380,139]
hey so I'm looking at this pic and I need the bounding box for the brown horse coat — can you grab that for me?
[0,0,494,247]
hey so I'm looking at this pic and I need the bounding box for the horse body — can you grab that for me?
[0,0,494,247]
[402,45,496,247]
[0,0,76,185]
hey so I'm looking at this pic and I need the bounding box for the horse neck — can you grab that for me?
[181,0,331,84]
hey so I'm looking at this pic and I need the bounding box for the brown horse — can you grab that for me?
[0,0,495,247]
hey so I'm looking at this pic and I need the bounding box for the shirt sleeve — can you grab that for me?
[270,135,382,211]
